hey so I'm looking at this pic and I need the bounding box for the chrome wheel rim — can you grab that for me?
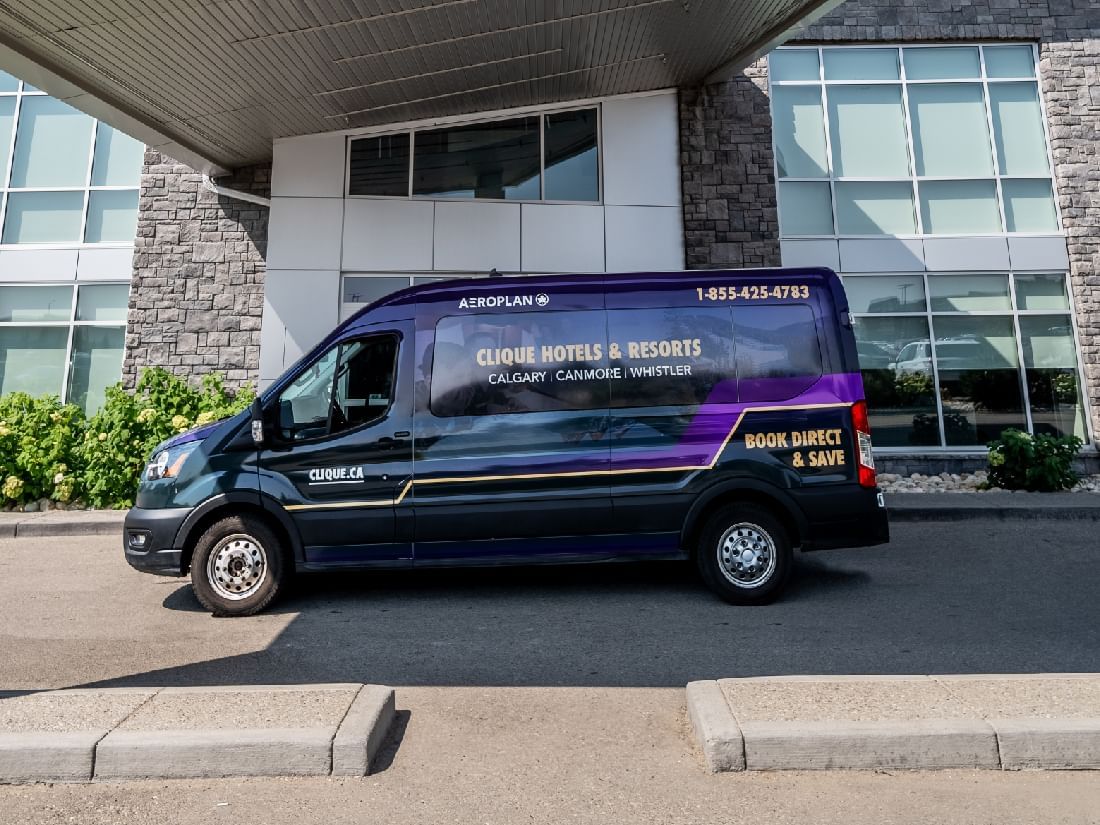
[717,523,776,589]
[207,534,267,601]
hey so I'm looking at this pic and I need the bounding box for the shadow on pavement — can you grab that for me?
[70,520,1100,690]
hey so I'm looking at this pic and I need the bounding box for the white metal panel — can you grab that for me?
[433,201,521,272]
[271,133,347,198]
[0,248,79,281]
[839,238,925,273]
[267,197,344,271]
[76,247,134,281]
[780,239,841,271]
[520,204,605,273]
[259,268,340,383]
[923,237,1010,272]
[342,199,434,271]
[601,93,682,207]
[604,206,684,272]
[1008,235,1071,272]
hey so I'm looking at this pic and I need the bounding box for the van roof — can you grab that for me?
[357,266,843,315]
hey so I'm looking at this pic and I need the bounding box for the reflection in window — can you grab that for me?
[771,87,828,177]
[607,307,734,408]
[931,315,1026,446]
[9,97,94,188]
[544,109,598,201]
[0,326,68,396]
[919,180,1002,234]
[733,304,822,401]
[431,311,609,416]
[348,133,410,197]
[0,284,72,321]
[828,86,909,177]
[843,275,925,314]
[853,316,938,447]
[777,181,833,235]
[1019,316,1086,439]
[835,181,915,235]
[928,274,1010,312]
[2,191,84,243]
[85,189,139,243]
[67,326,124,413]
[414,117,540,200]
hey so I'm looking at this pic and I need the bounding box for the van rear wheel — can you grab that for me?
[695,504,792,605]
[190,514,286,617]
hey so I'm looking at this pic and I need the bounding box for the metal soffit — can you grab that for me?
[0,0,840,172]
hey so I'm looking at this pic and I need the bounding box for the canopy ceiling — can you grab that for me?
[0,0,840,173]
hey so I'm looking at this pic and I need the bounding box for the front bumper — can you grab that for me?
[123,506,190,576]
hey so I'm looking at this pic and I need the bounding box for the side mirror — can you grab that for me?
[250,397,265,445]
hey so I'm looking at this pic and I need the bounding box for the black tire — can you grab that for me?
[695,503,792,605]
[190,514,287,617]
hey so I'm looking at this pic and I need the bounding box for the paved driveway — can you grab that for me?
[0,519,1097,690]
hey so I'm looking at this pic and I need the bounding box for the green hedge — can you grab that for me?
[0,368,254,510]
[987,428,1082,492]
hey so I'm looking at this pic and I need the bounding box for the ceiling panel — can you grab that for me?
[0,0,839,171]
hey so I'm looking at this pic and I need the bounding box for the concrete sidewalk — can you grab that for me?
[0,509,125,538]
[0,684,395,783]
[688,674,1100,772]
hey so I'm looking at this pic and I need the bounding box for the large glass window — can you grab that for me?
[0,282,129,413]
[0,79,142,245]
[769,44,1058,238]
[348,107,599,202]
[845,271,1087,447]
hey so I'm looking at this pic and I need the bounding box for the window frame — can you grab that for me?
[271,331,401,445]
[344,104,603,205]
[0,80,140,249]
[768,43,1063,240]
[0,280,129,409]
[843,269,1092,451]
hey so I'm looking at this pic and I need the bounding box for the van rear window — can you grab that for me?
[430,311,610,416]
[733,304,823,402]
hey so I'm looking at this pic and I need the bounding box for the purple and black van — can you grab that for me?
[124,267,889,616]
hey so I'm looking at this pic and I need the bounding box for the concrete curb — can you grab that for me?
[0,511,126,538]
[885,492,1100,521]
[686,680,744,772]
[0,684,397,784]
[685,676,1100,772]
[332,685,397,777]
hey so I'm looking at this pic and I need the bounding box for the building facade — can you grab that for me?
[1,0,1097,467]
[0,69,142,413]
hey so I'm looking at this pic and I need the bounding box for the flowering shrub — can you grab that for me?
[987,428,1082,492]
[0,394,84,504]
[0,369,254,510]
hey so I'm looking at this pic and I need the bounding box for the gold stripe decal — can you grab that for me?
[282,402,852,512]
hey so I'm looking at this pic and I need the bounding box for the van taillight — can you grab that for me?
[851,400,876,488]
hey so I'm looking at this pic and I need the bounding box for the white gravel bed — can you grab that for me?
[878,470,1100,493]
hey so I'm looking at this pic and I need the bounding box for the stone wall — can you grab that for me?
[678,62,781,270]
[121,151,270,389]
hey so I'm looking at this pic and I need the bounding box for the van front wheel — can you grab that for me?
[695,504,792,605]
[190,514,286,617]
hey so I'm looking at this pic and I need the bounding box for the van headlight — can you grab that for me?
[144,442,200,482]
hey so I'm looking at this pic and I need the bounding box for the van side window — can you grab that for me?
[430,311,609,416]
[607,307,736,407]
[733,304,823,402]
[276,335,398,441]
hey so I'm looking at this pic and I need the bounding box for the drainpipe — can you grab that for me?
[202,174,271,207]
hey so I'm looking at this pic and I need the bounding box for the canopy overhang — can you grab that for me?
[0,0,841,174]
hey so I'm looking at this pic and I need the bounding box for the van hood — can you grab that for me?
[158,420,222,451]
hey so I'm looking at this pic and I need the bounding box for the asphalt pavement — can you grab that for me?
[1,518,1097,690]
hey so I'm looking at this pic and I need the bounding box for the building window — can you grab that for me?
[768,45,1058,237]
[0,282,129,413]
[347,107,600,203]
[845,272,1087,448]
[0,71,143,245]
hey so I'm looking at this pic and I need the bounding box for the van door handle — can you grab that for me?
[394,431,411,438]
